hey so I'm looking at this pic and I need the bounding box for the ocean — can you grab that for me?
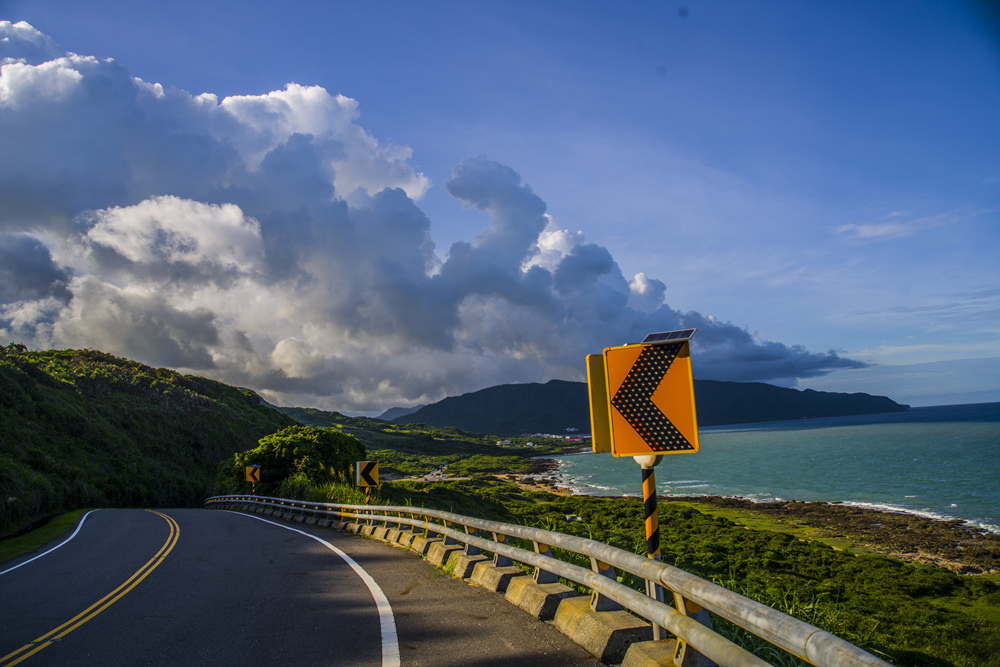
[551,402,1000,533]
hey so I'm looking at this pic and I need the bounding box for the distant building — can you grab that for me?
[496,439,511,446]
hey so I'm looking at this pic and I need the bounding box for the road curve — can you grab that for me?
[1,509,602,666]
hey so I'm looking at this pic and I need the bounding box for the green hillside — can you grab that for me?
[0,344,296,533]
[272,405,574,478]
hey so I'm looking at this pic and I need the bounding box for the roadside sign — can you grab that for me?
[245,465,260,483]
[355,460,379,487]
[587,353,613,454]
[588,329,699,457]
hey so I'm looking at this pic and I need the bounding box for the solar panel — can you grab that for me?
[640,328,697,344]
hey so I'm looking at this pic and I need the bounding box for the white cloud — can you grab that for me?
[628,272,666,312]
[83,196,263,272]
[0,23,869,412]
[836,210,963,242]
[220,83,431,200]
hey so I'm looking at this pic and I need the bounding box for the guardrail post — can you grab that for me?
[443,520,458,546]
[464,526,481,556]
[493,533,513,567]
[532,541,558,584]
[672,593,716,667]
[589,557,622,611]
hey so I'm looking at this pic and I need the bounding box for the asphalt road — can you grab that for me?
[0,508,603,666]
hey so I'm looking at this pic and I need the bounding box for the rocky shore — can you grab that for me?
[516,456,1000,575]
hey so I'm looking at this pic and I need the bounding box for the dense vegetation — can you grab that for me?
[391,378,908,433]
[273,404,571,477]
[215,425,366,495]
[0,344,296,532]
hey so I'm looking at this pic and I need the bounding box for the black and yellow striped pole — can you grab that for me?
[638,455,666,640]
[642,466,660,558]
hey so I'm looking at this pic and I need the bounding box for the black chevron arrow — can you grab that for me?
[358,461,379,486]
[610,342,695,452]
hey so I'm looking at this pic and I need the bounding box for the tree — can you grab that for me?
[229,426,365,493]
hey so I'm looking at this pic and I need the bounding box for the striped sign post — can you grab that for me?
[638,455,666,641]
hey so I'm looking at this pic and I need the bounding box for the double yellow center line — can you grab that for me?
[0,510,180,666]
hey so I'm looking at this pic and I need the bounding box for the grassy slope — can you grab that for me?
[274,405,573,477]
[0,346,296,532]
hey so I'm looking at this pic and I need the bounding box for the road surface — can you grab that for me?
[0,508,603,666]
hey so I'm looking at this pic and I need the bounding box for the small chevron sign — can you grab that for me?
[245,465,260,483]
[355,460,379,487]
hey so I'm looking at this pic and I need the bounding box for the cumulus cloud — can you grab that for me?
[0,22,866,413]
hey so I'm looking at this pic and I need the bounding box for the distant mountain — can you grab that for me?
[392,379,908,434]
[378,404,425,421]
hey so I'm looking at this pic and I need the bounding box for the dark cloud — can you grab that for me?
[0,233,71,303]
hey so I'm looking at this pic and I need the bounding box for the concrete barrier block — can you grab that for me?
[448,552,490,579]
[396,531,418,548]
[372,526,390,540]
[346,522,363,533]
[553,595,652,665]
[470,562,526,594]
[621,639,685,667]
[282,512,296,521]
[305,516,318,525]
[384,528,402,543]
[361,524,378,537]
[411,536,443,556]
[294,514,307,523]
[505,577,578,620]
[426,542,463,567]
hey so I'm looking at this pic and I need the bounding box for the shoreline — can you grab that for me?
[516,456,1000,575]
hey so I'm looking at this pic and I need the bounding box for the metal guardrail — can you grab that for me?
[205,494,890,667]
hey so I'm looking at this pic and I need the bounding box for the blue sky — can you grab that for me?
[1,1,998,411]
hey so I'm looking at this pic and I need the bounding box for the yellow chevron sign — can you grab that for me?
[245,465,260,483]
[355,460,379,487]
[588,329,699,457]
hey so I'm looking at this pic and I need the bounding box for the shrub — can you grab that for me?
[224,426,366,494]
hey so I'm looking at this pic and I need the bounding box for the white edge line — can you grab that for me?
[0,509,101,576]
[225,511,401,667]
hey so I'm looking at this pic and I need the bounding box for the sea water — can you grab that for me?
[552,403,1000,533]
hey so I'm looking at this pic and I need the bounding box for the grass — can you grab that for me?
[669,500,881,555]
[0,509,91,564]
